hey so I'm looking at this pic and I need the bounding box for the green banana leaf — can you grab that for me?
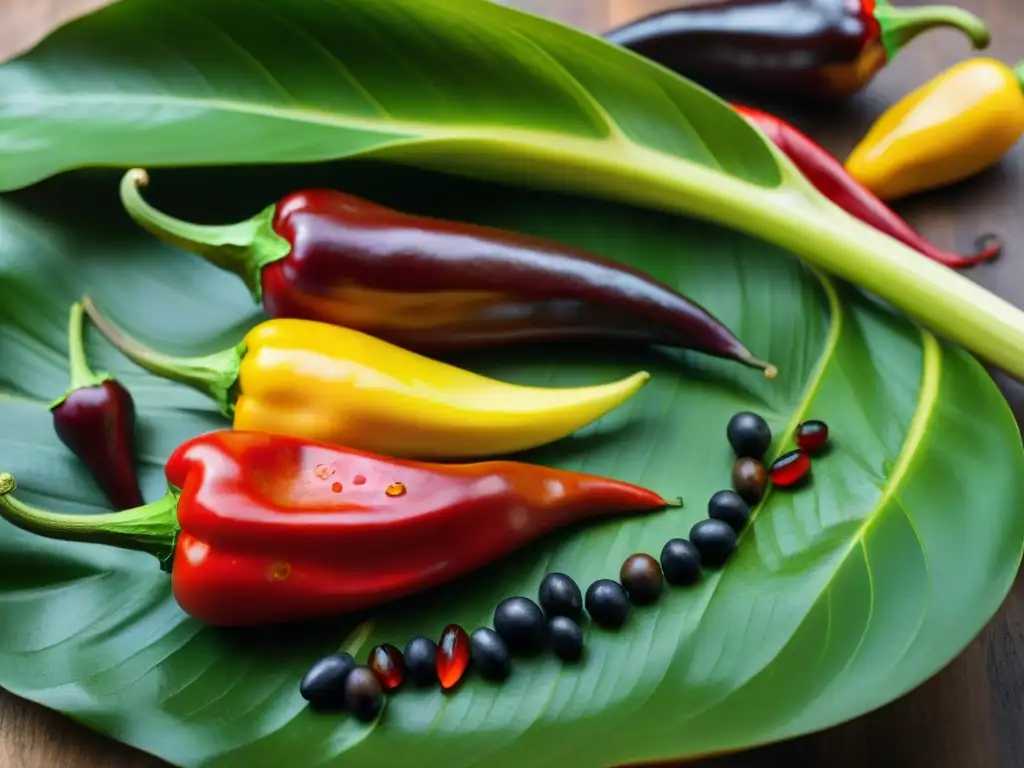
[4,0,1024,381]
[2,160,1022,768]
[0,0,1022,766]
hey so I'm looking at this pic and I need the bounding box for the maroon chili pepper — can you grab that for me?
[50,301,144,510]
[118,169,777,379]
[735,105,1000,269]
[603,0,991,102]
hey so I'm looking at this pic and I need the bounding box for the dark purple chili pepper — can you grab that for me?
[50,301,144,510]
[117,169,777,378]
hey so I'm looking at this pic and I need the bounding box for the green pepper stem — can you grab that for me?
[1013,60,1024,93]
[82,295,244,419]
[119,168,290,304]
[50,301,114,410]
[873,2,991,61]
[0,472,179,566]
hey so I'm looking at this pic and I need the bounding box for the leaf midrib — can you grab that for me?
[3,90,783,196]
[629,276,940,748]
[695,331,941,746]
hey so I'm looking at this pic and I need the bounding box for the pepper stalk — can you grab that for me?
[120,169,288,303]
[0,473,179,568]
[873,1,991,61]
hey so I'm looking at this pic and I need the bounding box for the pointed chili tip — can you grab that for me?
[0,473,14,496]
[971,233,1003,263]
[664,496,684,508]
[734,349,778,380]
[126,167,150,189]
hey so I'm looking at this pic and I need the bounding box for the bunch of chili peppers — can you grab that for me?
[13,178,808,627]
[0,0,1010,642]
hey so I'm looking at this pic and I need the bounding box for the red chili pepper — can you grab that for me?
[603,0,990,101]
[0,430,679,627]
[735,105,1000,269]
[116,169,776,378]
[49,301,144,510]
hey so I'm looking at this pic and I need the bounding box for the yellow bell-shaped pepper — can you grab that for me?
[845,58,1024,201]
[82,297,650,460]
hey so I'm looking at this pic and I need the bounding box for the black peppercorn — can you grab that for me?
[403,636,438,687]
[344,666,385,722]
[494,596,547,655]
[548,616,584,663]
[585,579,630,628]
[538,572,584,621]
[299,652,357,710]
[660,538,702,586]
[690,519,738,568]
[707,489,751,532]
[727,411,772,459]
[470,627,511,682]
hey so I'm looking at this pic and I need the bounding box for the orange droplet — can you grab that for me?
[315,464,335,480]
[267,561,291,582]
[331,481,343,493]
[385,482,406,497]
[353,474,366,485]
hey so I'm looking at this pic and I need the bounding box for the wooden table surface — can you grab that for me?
[2,0,1023,765]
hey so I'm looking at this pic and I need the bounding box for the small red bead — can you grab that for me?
[795,420,829,453]
[368,644,405,691]
[769,450,811,487]
[436,624,471,691]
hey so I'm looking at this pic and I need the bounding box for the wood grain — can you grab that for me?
[1,0,1023,766]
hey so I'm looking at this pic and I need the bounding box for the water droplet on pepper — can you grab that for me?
[315,464,335,480]
[368,643,405,691]
[331,481,343,493]
[385,482,406,497]
[268,561,292,582]
[436,624,470,691]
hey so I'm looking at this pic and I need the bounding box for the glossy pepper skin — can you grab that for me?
[117,169,775,378]
[50,301,144,510]
[603,0,990,101]
[846,58,1024,200]
[735,105,1000,268]
[82,298,651,461]
[0,431,680,626]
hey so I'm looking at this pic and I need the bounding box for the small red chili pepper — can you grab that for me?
[604,0,990,101]
[735,105,1000,269]
[116,169,776,378]
[49,301,144,510]
[0,430,680,627]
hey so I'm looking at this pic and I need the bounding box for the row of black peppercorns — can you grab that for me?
[301,411,829,722]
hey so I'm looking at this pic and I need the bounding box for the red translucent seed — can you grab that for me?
[795,420,829,453]
[436,624,471,691]
[769,450,811,487]
[368,643,405,691]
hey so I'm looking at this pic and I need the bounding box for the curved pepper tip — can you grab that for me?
[875,3,991,61]
[0,473,14,496]
[972,233,1003,264]
[124,167,150,190]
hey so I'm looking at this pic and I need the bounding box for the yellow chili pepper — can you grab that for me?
[845,58,1024,201]
[82,297,650,460]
